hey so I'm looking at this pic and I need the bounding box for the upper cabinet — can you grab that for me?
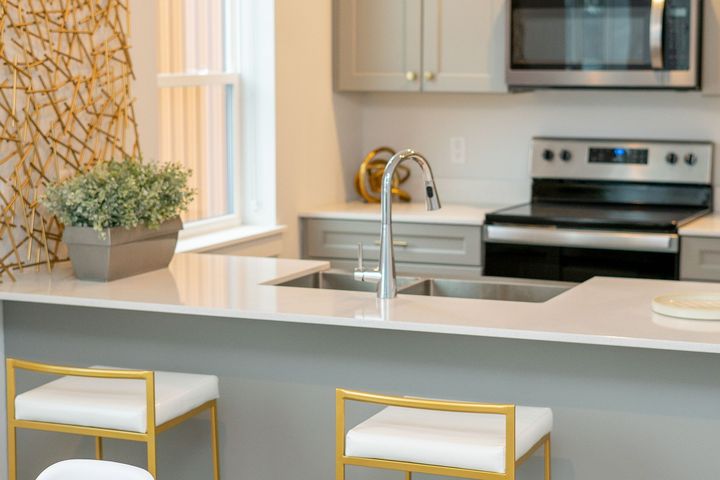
[335,0,423,92]
[335,0,507,93]
[422,0,507,93]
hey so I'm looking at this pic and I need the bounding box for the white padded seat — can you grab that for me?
[36,460,153,480]
[346,405,553,474]
[15,368,219,433]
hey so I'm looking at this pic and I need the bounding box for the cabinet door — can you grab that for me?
[681,237,720,281]
[422,0,507,92]
[336,0,422,91]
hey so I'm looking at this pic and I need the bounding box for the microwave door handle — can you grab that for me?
[650,0,666,69]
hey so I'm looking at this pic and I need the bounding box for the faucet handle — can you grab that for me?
[356,242,364,271]
[354,242,382,284]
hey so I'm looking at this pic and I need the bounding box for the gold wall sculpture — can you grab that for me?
[0,0,139,280]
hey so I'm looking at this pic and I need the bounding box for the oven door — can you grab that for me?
[507,0,700,89]
[483,225,680,282]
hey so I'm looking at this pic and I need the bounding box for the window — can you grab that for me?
[157,0,241,233]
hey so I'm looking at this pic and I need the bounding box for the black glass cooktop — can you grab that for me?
[485,202,710,232]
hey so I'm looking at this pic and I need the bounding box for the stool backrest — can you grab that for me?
[36,460,154,480]
[336,388,518,478]
[6,358,156,434]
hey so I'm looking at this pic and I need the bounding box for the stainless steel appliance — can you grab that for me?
[507,0,702,89]
[484,138,713,282]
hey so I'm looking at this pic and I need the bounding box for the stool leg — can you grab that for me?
[147,438,157,479]
[211,401,220,480]
[544,434,551,480]
[7,424,16,480]
[95,437,104,460]
[405,473,412,480]
[335,463,345,480]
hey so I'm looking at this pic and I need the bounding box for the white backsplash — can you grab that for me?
[343,89,720,209]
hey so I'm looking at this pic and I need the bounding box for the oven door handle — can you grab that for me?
[650,0,666,69]
[484,225,679,253]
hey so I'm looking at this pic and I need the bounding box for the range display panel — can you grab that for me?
[588,148,649,165]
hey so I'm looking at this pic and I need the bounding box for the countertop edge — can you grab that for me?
[298,212,486,226]
[678,213,720,238]
[298,202,499,226]
[1,292,719,355]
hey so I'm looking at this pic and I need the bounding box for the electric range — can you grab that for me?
[484,138,713,282]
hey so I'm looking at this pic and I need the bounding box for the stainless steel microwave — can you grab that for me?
[507,0,702,90]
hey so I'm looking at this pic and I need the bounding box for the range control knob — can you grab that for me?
[542,149,554,161]
[666,152,678,165]
[685,153,698,166]
[560,150,572,162]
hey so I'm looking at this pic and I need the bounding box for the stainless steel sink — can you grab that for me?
[276,271,420,293]
[275,271,574,302]
[399,277,573,303]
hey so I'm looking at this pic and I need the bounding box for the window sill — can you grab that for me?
[176,225,287,254]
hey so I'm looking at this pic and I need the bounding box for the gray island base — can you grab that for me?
[4,301,720,480]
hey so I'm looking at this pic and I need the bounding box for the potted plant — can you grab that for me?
[43,158,195,281]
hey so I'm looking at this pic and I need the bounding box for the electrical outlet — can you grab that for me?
[450,137,467,164]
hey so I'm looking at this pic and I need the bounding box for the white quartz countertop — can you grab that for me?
[4,254,720,354]
[299,202,502,225]
[680,213,720,238]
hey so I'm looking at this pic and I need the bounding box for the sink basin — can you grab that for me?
[276,271,420,293]
[275,271,573,302]
[400,277,572,303]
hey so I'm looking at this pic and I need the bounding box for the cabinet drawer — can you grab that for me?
[304,219,482,266]
[681,237,720,281]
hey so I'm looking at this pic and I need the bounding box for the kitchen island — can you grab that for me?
[1,254,720,479]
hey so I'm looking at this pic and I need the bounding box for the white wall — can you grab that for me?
[129,0,159,163]
[274,0,361,257]
[349,90,720,207]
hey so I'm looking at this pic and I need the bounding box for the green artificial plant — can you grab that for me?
[43,158,196,234]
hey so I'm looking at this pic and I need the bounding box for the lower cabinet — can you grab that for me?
[680,236,720,281]
[301,218,483,279]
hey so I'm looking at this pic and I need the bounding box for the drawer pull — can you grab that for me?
[374,240,409,248]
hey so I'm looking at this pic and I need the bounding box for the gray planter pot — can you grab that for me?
[63,217,183,281]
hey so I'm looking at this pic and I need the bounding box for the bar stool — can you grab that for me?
[6,359,221,480]
[336,389,552,480]
[36,460,153,480]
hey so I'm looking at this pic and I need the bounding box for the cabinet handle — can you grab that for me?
[405,71,418,82]
[374,240,409,248]
[424,71,436,81]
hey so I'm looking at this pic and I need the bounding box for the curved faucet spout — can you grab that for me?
[382,150,441,213]
[374,150,441,299]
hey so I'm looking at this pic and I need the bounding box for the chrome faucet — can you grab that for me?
[354,149,441,299]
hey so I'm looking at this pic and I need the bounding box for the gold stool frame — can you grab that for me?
[336,389,550,480]
[6,359,220,480]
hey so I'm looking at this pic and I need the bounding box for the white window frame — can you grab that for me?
[157,1,244,239]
